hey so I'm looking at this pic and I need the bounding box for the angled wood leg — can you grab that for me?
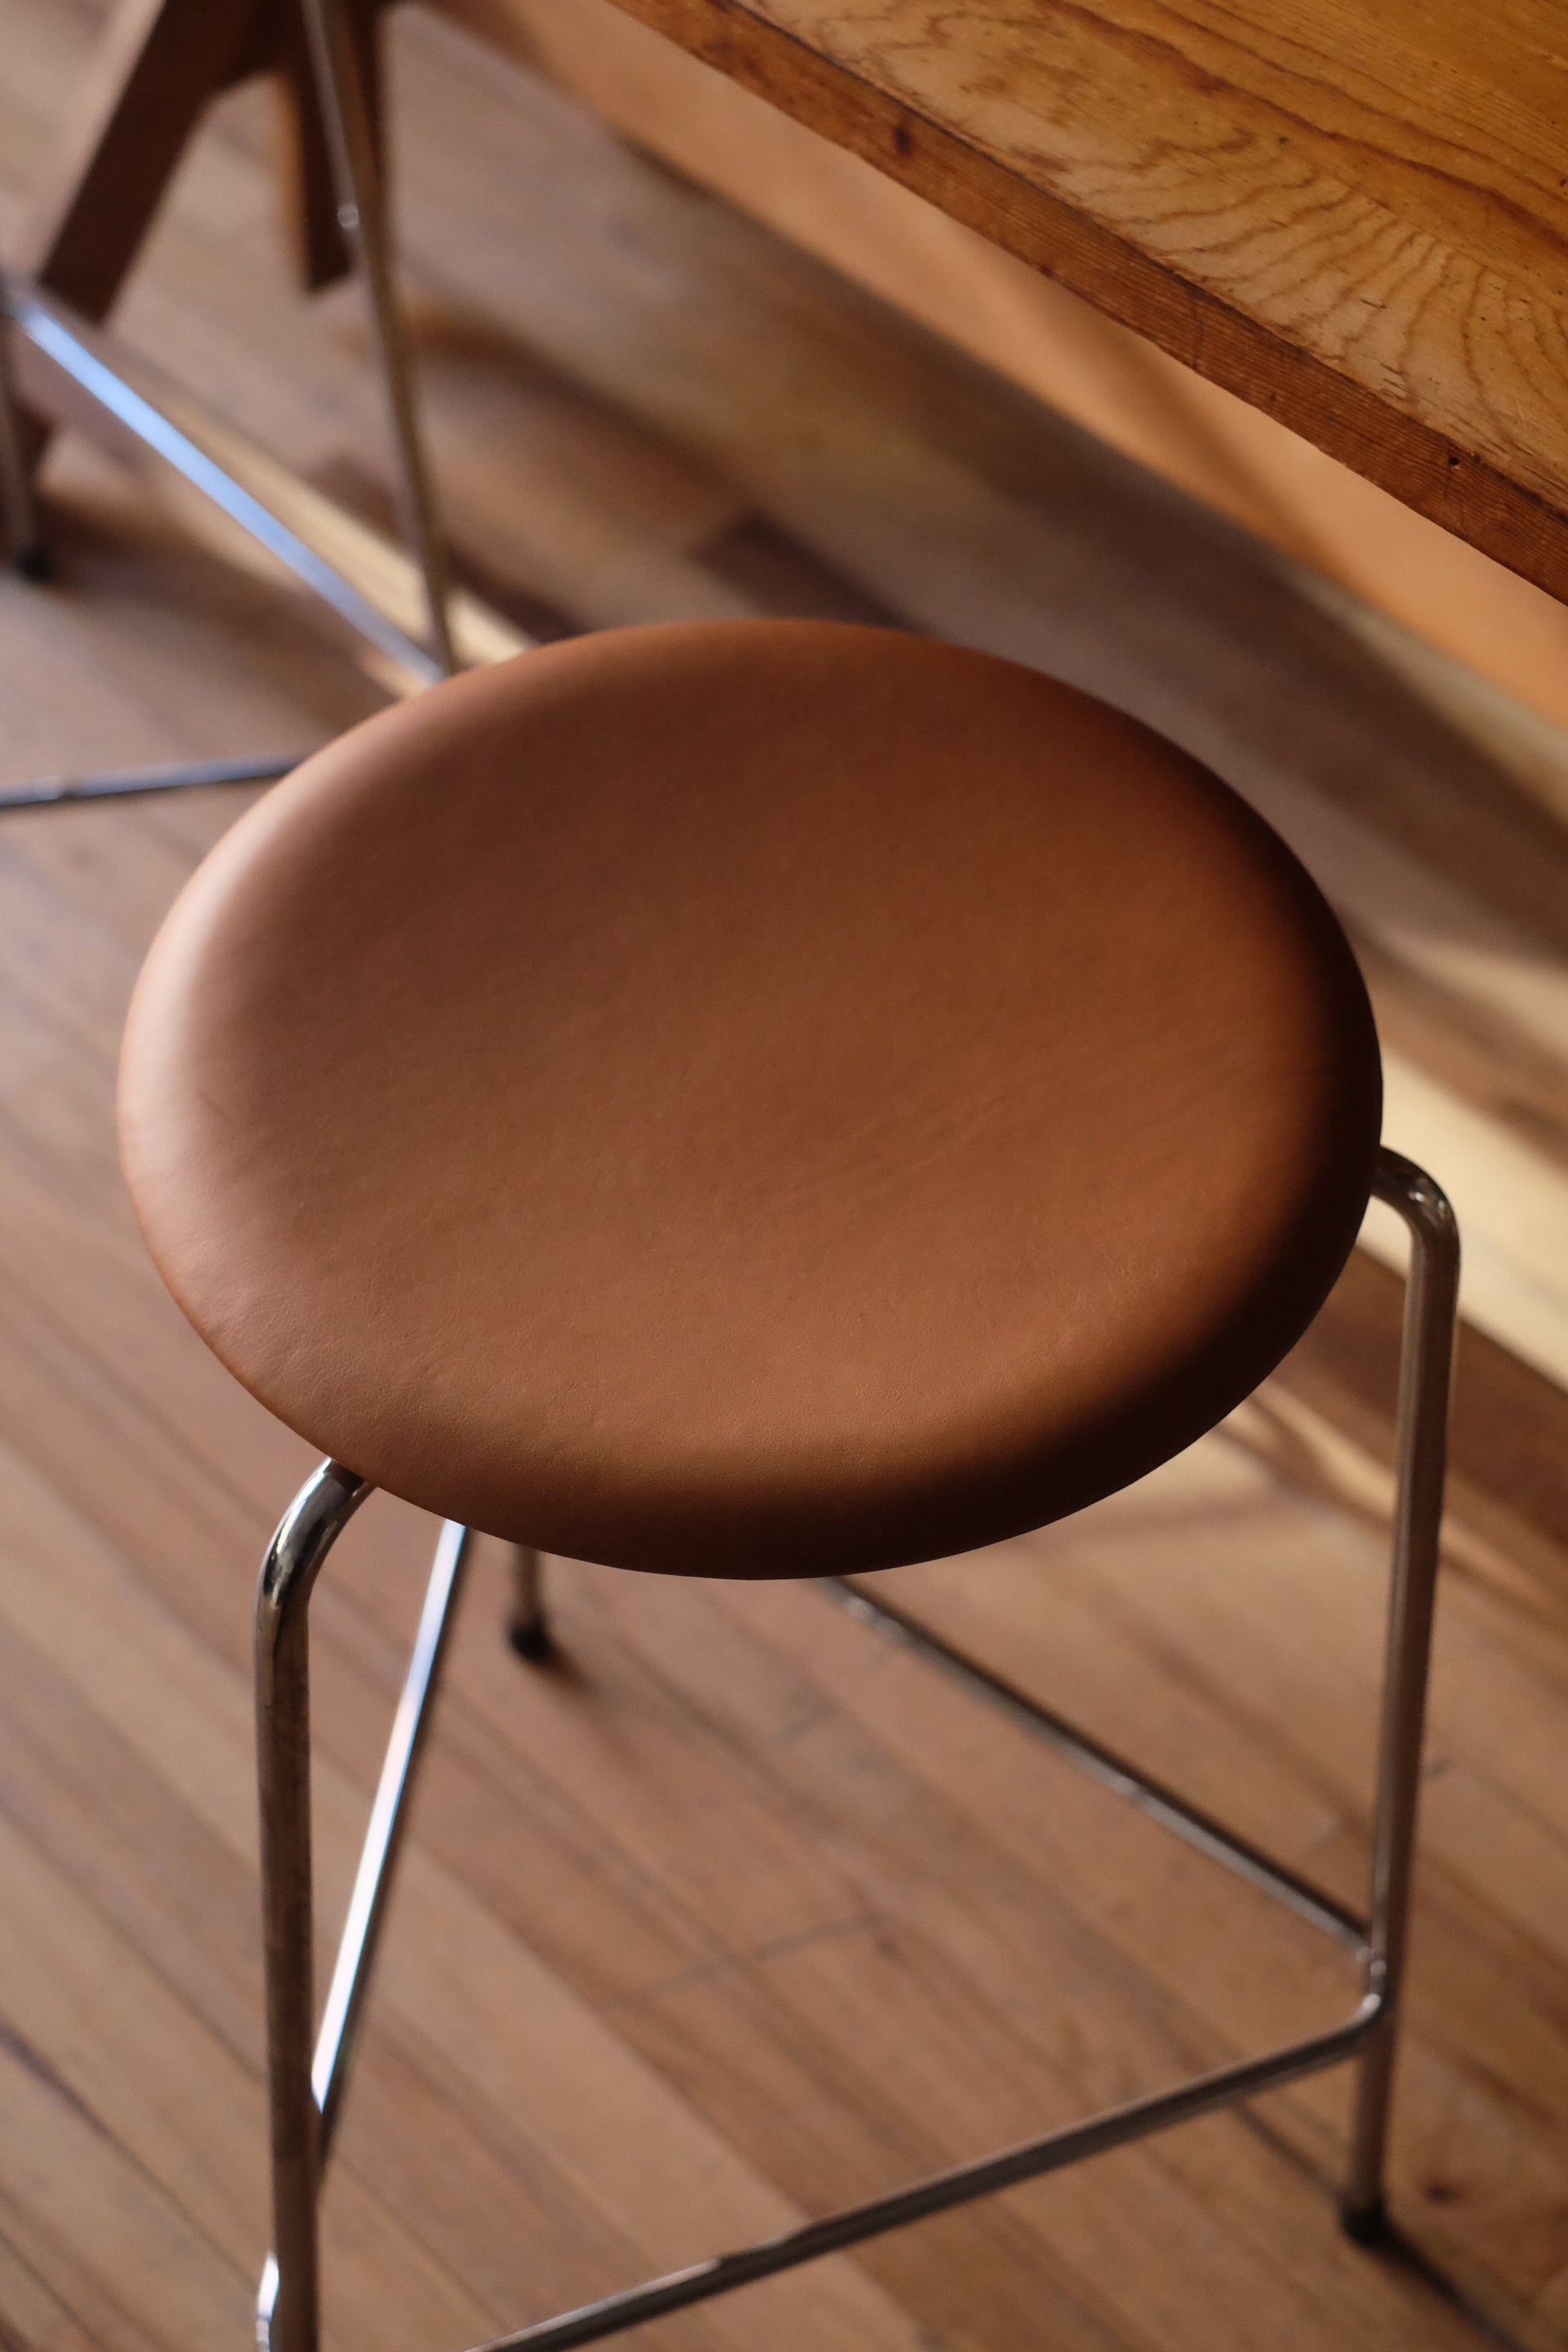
[4,0,261,503]
[16,0,390,321]
[0,295,47,577]
[16,0,268,324]
[7,0,396,609]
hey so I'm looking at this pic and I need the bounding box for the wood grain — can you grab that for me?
[591,0,1568,604]
[470,0,1568,737]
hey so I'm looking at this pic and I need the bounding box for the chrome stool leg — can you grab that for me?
[253,1151,1458,2350]
[255,1465,368,2352]
[508,1546,550,1660]
[1341,1148,1459,2238]
[301,0,457,678]
[256,1468,474,2352]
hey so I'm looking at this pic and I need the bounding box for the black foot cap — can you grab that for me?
[508,1614,553,1664]
[14,541,51,583]
[1339,2197,1388,2247]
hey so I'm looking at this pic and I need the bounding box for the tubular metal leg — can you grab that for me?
[1341,1146,1459,2238]
[255,1462,372,2352]
[300,0,457,676]
[817,1574,1368,1948]
[509,1545,550,1660]
[256,1479,474,2351]
[0,751,302,813]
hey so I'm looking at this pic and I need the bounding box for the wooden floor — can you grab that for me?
[3,7,1568,2351]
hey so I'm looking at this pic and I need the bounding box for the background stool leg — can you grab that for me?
[509,1545,551,1661]
[300,0,456,676]
[254,1461,372,2352]
[1342,1151,1459,2241]
[314,1519,474,2152]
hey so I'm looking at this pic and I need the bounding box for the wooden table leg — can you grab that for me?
[16,0,270,323]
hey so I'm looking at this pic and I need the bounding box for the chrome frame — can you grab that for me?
[253,1145,1457,2352]
[0,751,303,813]
[299,0,456,677]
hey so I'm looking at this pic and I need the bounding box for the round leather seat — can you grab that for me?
[119,621,1380,1576]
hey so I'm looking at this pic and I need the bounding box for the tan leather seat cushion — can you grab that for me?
[119,621,1380,1575]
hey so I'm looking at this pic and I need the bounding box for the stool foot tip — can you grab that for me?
[508,1614,553,1664]
[1339,2196,1387,2247]
[14,541,51,582]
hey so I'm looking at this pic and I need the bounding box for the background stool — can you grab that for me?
[116,619,1459,2352]
[1,0,461,812]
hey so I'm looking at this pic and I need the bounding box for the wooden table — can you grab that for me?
[12,0,1566,685]
[596,0,1568,605]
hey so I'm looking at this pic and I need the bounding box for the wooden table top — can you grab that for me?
[603,0,1568,604]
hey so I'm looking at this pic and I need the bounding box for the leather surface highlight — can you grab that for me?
[118,621,1381,1575]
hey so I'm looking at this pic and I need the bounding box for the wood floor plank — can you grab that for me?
[0,2221,109,2352]
[433,1553,1498,2352]
[692,1561,1568,2336]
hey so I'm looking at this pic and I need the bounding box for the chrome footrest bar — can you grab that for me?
[8,279,449,688]
[0,751,302,811]
[4,277,532,688]
[470,1999,1380,2352]
[815,1575,1369,1951]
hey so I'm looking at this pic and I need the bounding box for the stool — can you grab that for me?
[117,619,1458,2352]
